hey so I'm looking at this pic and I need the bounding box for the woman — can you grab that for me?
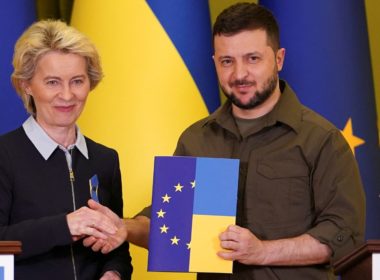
[0,20,132,279]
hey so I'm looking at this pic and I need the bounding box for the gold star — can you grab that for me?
[341,118,365,156]
[160,224,169,233]
[156,209,166,218]
[162,193,171,203]
[190,181,196,188]
[174,183,184,192]
[186,242,191,249]
[170,236,180,245]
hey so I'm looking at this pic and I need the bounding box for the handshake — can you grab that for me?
[66,199,129,254]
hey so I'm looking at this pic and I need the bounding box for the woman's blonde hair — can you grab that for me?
[11,19,103,115]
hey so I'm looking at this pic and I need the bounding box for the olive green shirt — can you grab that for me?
[141,80,365,280]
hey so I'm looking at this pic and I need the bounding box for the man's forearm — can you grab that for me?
[219,226,332,266]
[260,234,331,266]
[124,215,150,249]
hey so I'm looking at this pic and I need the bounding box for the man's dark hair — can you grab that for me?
[213,2,280,51]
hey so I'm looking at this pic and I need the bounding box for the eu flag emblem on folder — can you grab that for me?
[148,156,239,273]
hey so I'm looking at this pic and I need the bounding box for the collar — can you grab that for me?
[22,116,89,160]
[204,80,303,135]
[265,80,303,133]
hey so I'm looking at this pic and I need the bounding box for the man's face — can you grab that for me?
[213,29,285,113]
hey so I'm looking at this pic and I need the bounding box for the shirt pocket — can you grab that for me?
[245,159,313,239]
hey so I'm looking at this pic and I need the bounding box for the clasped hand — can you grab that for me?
[66,199,127,253]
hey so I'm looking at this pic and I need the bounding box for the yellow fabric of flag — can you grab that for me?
[72,1,211,279]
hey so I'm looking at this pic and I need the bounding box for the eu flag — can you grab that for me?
[0,0,35,135]
[260,0,380,238]
[148,156,239,273]
[0,266,3,280]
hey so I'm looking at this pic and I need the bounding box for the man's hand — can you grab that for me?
[218,225,267,265]
[83,199,127,253]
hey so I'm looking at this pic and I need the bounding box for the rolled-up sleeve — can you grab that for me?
[307,129,365,262]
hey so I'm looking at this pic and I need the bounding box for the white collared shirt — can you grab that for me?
[22,116,89,160]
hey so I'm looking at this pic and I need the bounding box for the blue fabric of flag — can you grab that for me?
[260,0,380,238]
[0,0,35,135]
[0,266,3,280]
[145,0,220,113]
[148,156,196,271]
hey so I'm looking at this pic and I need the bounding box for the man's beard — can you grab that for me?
[221,71,278,110]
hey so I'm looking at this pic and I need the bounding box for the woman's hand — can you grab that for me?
[66,206,117,241]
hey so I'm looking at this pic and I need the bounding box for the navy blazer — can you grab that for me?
[0,127,132,280]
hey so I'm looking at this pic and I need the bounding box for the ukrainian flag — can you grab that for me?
[148,156,239,273]
[71,1,220,279]
[260,0,380,238]
[0,0,34,134]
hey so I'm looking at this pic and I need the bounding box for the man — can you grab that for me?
[86,3,365,279]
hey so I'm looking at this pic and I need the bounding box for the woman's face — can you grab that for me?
[25,51,90,131]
